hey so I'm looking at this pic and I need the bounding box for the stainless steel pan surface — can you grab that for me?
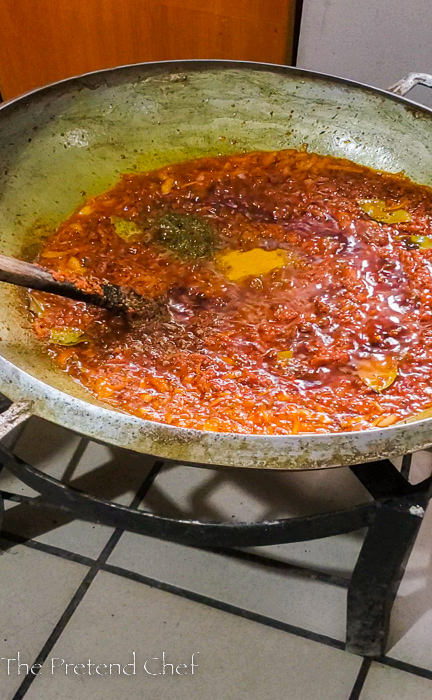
[1,60,432,470]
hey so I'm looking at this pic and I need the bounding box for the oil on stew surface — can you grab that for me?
[30,149,432,435]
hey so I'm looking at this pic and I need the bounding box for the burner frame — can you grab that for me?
[0,402,430,658]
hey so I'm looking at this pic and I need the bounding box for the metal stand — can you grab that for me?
[347,459,431,656]
[0,405,430,658]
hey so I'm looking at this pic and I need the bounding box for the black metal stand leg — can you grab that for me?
[347,461,431,656]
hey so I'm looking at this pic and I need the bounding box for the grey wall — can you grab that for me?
[297,0,432,106]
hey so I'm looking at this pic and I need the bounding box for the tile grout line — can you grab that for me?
[379,656,432,681]
[209,546,351,588]
[0,530,96,567]
[5,530,432,691]
[12,569,97,700]
[10,459,163,700]
[100,560,347,651]
[347,658,372,700]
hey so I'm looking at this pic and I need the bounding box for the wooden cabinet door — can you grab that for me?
[0,0,294,99]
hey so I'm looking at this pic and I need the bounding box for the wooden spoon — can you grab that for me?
[0,253,164,317]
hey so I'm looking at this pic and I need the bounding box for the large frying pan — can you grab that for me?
[0,60,432,471]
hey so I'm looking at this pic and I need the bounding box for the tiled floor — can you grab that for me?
[1,415,432,699]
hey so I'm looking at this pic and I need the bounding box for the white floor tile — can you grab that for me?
[0,417,155,558]
[361,663,432,699]
[24,570,362,700]
[0,539,88,698]
[108,532,348,640]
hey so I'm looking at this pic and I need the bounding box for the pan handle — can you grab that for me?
[388,72,432,96]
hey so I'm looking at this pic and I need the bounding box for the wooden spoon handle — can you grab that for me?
[0,253,101,305]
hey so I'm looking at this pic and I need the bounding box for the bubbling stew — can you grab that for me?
[30,149,432,434]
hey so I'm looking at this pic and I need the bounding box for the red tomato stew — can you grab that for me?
[30,149,432,434]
